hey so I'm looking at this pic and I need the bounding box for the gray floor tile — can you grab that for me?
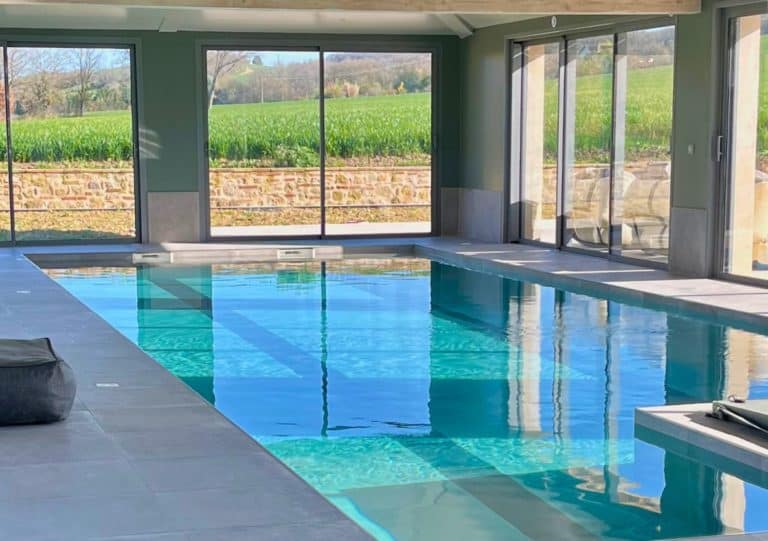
[88,535,187,541]
[75,369,183,388]
[0,418,124,467]
[71,397,89,411]
[183,521,372,541]
[0,460,151,501]
[79,385,206,409]
[156,487,344,531]
[0,493,170,540]
[93,405,233,433]
[109,426,259,460]
[130,453,296,493]
[61,409,100,423]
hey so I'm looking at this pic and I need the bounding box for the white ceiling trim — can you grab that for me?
[0,2,540,34]
[435,13,474,38]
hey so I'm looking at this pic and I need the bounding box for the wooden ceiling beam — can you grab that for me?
[0,0,702,15]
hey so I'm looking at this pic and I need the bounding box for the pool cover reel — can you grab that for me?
[711,395,768,438]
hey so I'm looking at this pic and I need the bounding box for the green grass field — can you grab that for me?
[209,93,432,167]
[540,64,676,163]
[0,93,433,167]
[1,49,766,167]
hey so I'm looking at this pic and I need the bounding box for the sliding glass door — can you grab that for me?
[722,8,768,282]
[563,35,614,254]
[520,42,560,244]
[0,44,139,243]
[613,27,675,263]
[206,50,321,237]
[323,52,432,236]
[0,46,10,242]
[514,24,675,265]
[205,47,433,239]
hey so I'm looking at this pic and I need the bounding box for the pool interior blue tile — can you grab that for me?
[48,258,768,541]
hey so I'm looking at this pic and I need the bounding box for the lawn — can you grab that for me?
[540,64,677,163]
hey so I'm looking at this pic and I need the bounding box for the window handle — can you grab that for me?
[714,135,725,163]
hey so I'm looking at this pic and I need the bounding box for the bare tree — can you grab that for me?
[20,48,66,117]
[5,48,30,91]
[0,49,29,115]
[70,48,102,117]
[207,51,247,110]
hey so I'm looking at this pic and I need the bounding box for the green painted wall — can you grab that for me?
[670,1,719,212]
[459,23,507,193]
[137,32,200,193]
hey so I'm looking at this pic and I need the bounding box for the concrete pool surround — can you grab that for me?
[3,237,768,540]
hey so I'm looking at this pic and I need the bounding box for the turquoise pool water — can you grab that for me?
[48,258,768,541]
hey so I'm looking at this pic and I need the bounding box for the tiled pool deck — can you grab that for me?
[0,247,372,541]
[2,237,768,540]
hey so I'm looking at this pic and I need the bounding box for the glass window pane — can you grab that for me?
[612,26,674,264]
[207,50,321,238]
[521,42,559,244]
[724,14,768,280]
[323,52,432,236]
[0,48,9,242]
[563,35,614,253]
[9,47,136,241]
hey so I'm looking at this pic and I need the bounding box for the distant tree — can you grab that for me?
[207,51,247,110]
[5,48,29,90]
[212,53,430,104]
[324,81,344,99]
[1,48,31,114]
[23,49,65,117]
[13,99,26,116]
[396,69,427,93]
[358,81,384,96]
[70,48,102,116]
[343,81,359,98]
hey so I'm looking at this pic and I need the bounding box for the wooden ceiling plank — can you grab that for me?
[0,0,702,15]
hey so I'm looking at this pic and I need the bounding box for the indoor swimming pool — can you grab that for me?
[47,257,768,541]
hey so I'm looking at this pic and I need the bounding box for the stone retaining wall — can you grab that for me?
[209,166,432,209]
[0,168,136,210]
[3,163,766,219]
[0,166,433,210]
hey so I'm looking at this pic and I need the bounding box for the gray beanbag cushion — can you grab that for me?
[0,338,76,425]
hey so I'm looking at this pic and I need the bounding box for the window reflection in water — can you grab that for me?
[47,260,768,540]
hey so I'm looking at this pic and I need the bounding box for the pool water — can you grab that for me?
[49,258,768,541]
